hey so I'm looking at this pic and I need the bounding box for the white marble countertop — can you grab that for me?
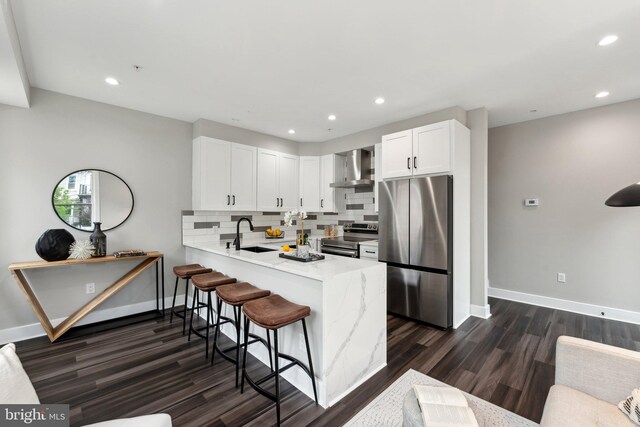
[184,240,381,281]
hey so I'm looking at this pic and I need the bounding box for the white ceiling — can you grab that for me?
[8,0,640,142]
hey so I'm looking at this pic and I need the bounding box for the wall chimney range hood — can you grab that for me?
[330,149,374,188]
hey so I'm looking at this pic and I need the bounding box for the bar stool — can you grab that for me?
[241,295,318,426]
[170,264,212,334]
[187,272,237,358]
[212,282,271,387]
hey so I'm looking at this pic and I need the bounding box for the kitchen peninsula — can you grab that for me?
[185,240,387,408]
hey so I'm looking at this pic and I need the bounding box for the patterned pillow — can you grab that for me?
[619,389,640,425]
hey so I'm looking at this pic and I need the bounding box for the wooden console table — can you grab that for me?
[8,252,165,342]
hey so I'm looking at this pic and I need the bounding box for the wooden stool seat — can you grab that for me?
[192,272,237,290]
[216,282,270,305]
[243,295,310,330]
[173,264,212,278]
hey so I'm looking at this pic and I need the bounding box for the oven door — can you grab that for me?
[321,246,359,258]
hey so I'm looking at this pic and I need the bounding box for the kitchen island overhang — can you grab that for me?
[185,242,387,408]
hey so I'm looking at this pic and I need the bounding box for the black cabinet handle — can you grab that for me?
[300,198,303,206]
[407,157,410,169]
[280,197,283,207]
[321,199,324,208]
[276,197,279,207]
[365,250,375,254]
[227,195,230,205]
[232,195,236,205]
[414,156,417,169]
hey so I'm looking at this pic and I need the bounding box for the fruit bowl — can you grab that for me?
[264,229,285,239]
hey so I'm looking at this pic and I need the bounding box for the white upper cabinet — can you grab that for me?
[230,143,257,210]
[374,143,381,213]
[257,148,299,211]
[381,120,461,179]
[299,156,321,212]
[381,130,413,179]
[279,153,299,210]
[413,121,451,175]
[193,137,256,211]
[320,154,336,212]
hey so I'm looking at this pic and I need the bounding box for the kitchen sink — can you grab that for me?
[240,246,277,253]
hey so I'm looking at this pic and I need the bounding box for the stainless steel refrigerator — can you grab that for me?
[379,176,453,328]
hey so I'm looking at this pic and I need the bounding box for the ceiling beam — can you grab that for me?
[0,0,30,108]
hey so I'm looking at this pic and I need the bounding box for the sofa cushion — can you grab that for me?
[0,343,40,404]
[84,414,172,427]
[541,384,633,427]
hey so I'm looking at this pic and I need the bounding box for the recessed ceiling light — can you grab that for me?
[375,97,385,105]
[288,129,295,134]
[595,91,610,98]
[530,109,538,113]
[328,114,336,121]
[105,77,119,86]
[598,35,618,46]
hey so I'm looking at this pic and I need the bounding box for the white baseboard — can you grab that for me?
[470,304,492,319]
[488,287,640,325]
[0,297,174,345]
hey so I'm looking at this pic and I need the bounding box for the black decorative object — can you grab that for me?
[90,222,107,257]
[278,253,325,263]
[35,229,75,262]
[605,182,640,207]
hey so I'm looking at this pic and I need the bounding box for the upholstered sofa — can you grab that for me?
[0,343,172,427]
[541,335,640,426]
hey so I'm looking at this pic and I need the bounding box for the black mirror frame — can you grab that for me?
[51,168,135,232]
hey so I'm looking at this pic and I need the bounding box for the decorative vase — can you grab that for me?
[90,222,107,257]
[35,229,75,262]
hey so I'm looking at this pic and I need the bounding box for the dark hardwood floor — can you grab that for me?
[15,297,640,426]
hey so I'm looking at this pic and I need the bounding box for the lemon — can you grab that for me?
[282,245,290,252]
[266,229,274,236]
[275,228,282,236]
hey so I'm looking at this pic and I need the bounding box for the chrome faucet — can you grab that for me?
[233,217,254,250]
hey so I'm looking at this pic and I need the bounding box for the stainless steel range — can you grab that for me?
[320,223,378,258]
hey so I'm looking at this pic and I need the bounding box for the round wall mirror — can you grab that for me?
[52,169,134,232]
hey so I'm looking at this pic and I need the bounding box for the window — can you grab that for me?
[68,175,76,189]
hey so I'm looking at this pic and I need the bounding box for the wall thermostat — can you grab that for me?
[524,198,539,207]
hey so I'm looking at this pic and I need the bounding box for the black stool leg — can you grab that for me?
[274,328,281,426]
[169,276,179,324]
[211,296,223,366]
[266,329,273,371]
[205,291,212,359]
[182,278,190,335]
[240,316,250,394]
[302,319,318,404]
[188,286,199,341]
[234,306,241,387]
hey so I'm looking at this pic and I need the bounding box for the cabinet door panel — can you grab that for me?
[413,121,451,175]
[230,144,257,211]
[320,154,336,212]
[279,153,299,211]
[381,130,413,179]
[256,149,280,211]
[374,143,381,213]
[300,157,320,212]
[196,137,231,210]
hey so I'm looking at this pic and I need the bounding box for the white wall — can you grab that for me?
[467,108,489,312]
[0,89,192,337]
[193,118,299,155]
[489,98,640,314]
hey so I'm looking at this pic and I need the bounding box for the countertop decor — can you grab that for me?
[35,229,75,262]
[68,240,95,259]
